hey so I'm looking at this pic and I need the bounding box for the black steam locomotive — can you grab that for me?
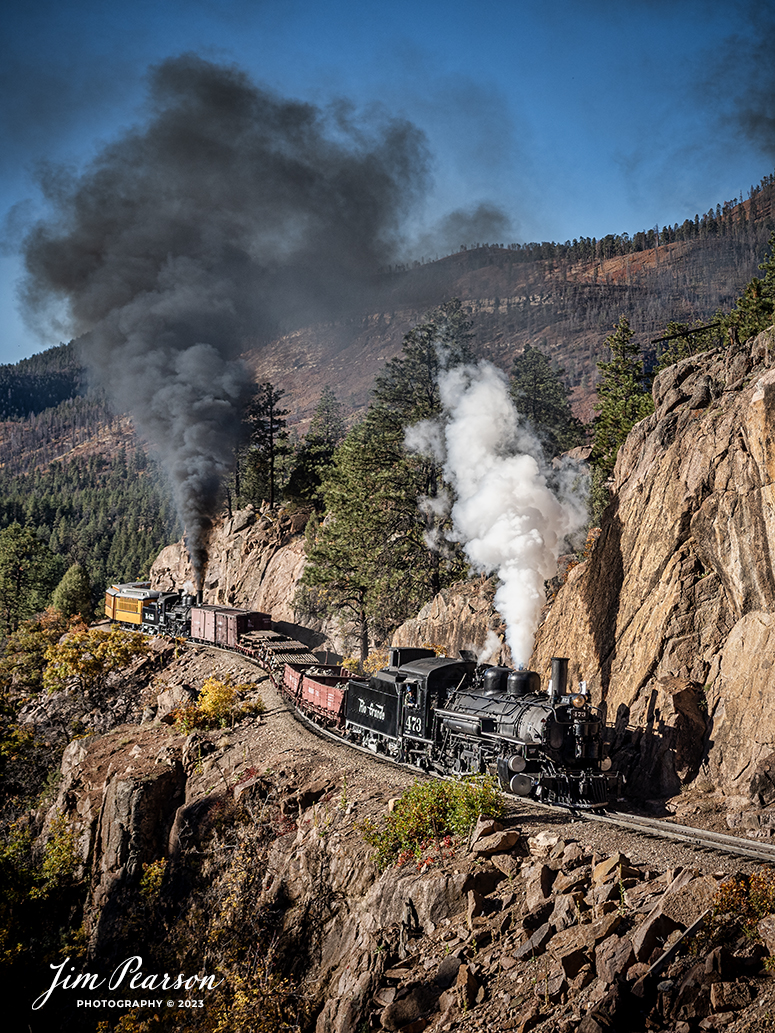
[343,647,617,809]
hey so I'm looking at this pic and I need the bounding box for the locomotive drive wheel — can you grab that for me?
[509,773,533,796]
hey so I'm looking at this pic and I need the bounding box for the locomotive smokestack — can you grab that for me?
[549,657,569,699]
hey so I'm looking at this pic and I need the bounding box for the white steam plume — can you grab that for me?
[407,361,588,666]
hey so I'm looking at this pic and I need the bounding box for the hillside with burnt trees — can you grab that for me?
[249,171,775,425]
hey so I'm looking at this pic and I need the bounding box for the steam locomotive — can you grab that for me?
[337,647,617,809]
[105,583,619,810]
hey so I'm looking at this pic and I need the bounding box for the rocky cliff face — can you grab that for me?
[151,506,308,621]
[532,327,775,810]
[390,578,508,663]
[151,505,352,655]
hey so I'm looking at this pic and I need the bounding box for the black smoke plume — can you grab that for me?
[414,202,514,258]
[698,2,775,163]
[21,54,429,586]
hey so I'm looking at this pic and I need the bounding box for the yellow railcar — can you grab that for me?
[104,582,161,625]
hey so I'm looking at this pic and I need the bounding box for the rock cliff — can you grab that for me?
[151,505,348,655]
[151,506,309,622]
[532,327,775,809]
[390,578,507,663]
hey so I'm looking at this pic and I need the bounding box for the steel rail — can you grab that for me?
[582,808,775,864]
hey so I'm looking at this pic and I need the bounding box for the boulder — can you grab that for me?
[561,841,586,868]
[551,891,586,932]
[466,889,486,924]
[554,868,590,894]
[592,852,638,885]
[514,922,554,960]
[632,906,683,962]
[709,981,751,1012]
[472,829,520,856]
[491,853,522,878]
[156,684,196,720]
[456,964,479,1009]
[434,956,462,990]
[523,863,557,910]
[469,815,504,844]
[527,831,561,857]
[595,934,635,985]
[380,983,438,1031]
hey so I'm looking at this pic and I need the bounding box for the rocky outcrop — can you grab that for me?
[533,326,775,803]
[265,812,770,1033]
[150,505,357,655]
[151,505,309,620]
[391,578,507,662]
[52,723,186,957]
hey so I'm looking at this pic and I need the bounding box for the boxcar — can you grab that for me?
[190,605,271,647]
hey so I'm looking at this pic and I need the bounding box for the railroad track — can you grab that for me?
[586,808,775,864]
[219,633,775,865]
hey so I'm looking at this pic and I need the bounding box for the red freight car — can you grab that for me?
[282,663,353,727]
[190,605,271,648]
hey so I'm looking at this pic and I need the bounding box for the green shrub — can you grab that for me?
[32,813,80,897]
[361,776,503,869]
[139,857,167,901]
[171,675,264,732]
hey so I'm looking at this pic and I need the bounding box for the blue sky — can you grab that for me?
[1,0,774,364]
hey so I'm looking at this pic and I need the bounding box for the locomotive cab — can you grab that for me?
[141,590,194,637]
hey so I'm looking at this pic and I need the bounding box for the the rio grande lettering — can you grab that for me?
[357,697,385,721]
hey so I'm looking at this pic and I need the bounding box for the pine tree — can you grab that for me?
[298,301,473,659]
[285,387,346,506]
[509,344,585,456]
[369,298,474,429]
[0,524,64,634]
[727,231,775,342]
[241,382,290,507]
[367,298,473,596]
[297,423,389,662]
[51,563,93,622]
[592,316,654,483]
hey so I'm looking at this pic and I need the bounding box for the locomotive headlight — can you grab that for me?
[600,757,613,771]
[571,694,587,709]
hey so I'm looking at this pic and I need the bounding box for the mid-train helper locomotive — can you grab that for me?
[106,582,619,810]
